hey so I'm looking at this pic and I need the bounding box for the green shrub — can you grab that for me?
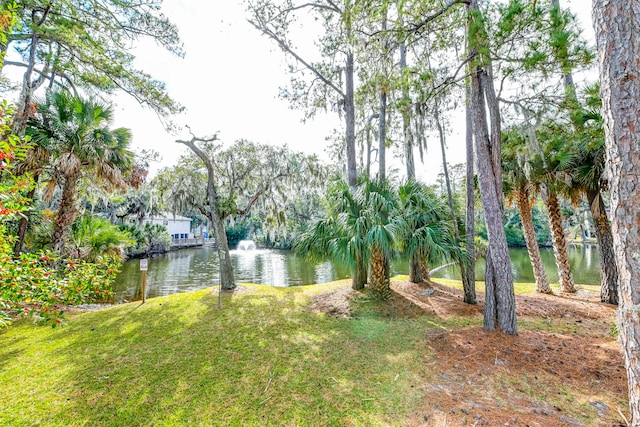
[119,223,170,257]
[0,226,120,327]
[72,215,135,261]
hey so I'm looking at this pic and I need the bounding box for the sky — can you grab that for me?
[56,1,597,184]
[111,1,341,176]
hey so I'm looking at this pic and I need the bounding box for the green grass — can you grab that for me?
[0,282,437,427]
[0,278,618,426]
[433,276,601,295]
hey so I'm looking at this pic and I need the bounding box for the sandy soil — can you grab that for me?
[310,280,628,427]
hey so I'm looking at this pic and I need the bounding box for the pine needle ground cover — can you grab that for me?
[0,278,628,426]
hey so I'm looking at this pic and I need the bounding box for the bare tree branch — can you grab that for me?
[247,19,345,98]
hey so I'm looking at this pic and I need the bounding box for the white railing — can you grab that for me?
[171,238,204,247]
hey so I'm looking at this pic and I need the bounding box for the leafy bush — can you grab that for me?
[72,215,135,261]
[119,222,170,257]
[0,226,120,327]
[144,223,171,250]
[0,97,119,328]
[119,223,146,256]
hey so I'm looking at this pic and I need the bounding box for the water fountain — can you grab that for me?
[237,239,257,251]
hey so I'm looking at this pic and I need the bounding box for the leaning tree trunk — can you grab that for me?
[369,245,391,300]
[210,211,235,290]
[515,187,552,294]
[468,0,516,334]
[593,1,640,423]
[543,190,576,293]
[51,173,80,256]
[470,66,517,334]
[177,135,236,290]
[206,197,234,290]
[585,188,618,305]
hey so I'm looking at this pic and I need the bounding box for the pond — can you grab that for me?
[112,244,602,302]
[432,245,602,286]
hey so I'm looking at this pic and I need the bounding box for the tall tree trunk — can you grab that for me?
[516,187,552,294]
[435,99,472,299]
[585,189,618,304]
[12,10,52,253]
[462,84,476,304]
[344,2,357,188]
[345,51,357,188]
[550,0,578,106]
[543,190,575,293]
[593,1,640,422]
[13,5,52,135]
[377,7,388,182]
[177,135,236,290]
[51,173,80,256]
[400,43,415,181]
[378,88,387,181]
[471,69,516,333]
[400,38,423,281]
[435,101,457,231]
[369,245,391,300]
[364,113,378,180]
[468,0,516,334]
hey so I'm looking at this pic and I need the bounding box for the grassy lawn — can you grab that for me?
[0,278,621,426]
[429,276,602,295]
[1,281,436,426]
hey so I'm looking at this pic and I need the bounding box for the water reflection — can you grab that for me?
[431,245,602,286]
[112,247,352,302]
[112,245,602,302]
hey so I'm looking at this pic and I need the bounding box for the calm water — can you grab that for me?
[112,245,602,302]
[432,245,601,286]
[112,247,352,302]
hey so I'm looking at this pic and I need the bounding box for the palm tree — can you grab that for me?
[360,179,398,300]
[397,181,466,290]
[296,178,399,299]
[295,179,368,290]
[502,130,553,294]
[536,123,577,294]
[398,181,432,284]
[571,85,619,304]
[32,91,133,256]
[12,113,57,254]
[71,215,134,261]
